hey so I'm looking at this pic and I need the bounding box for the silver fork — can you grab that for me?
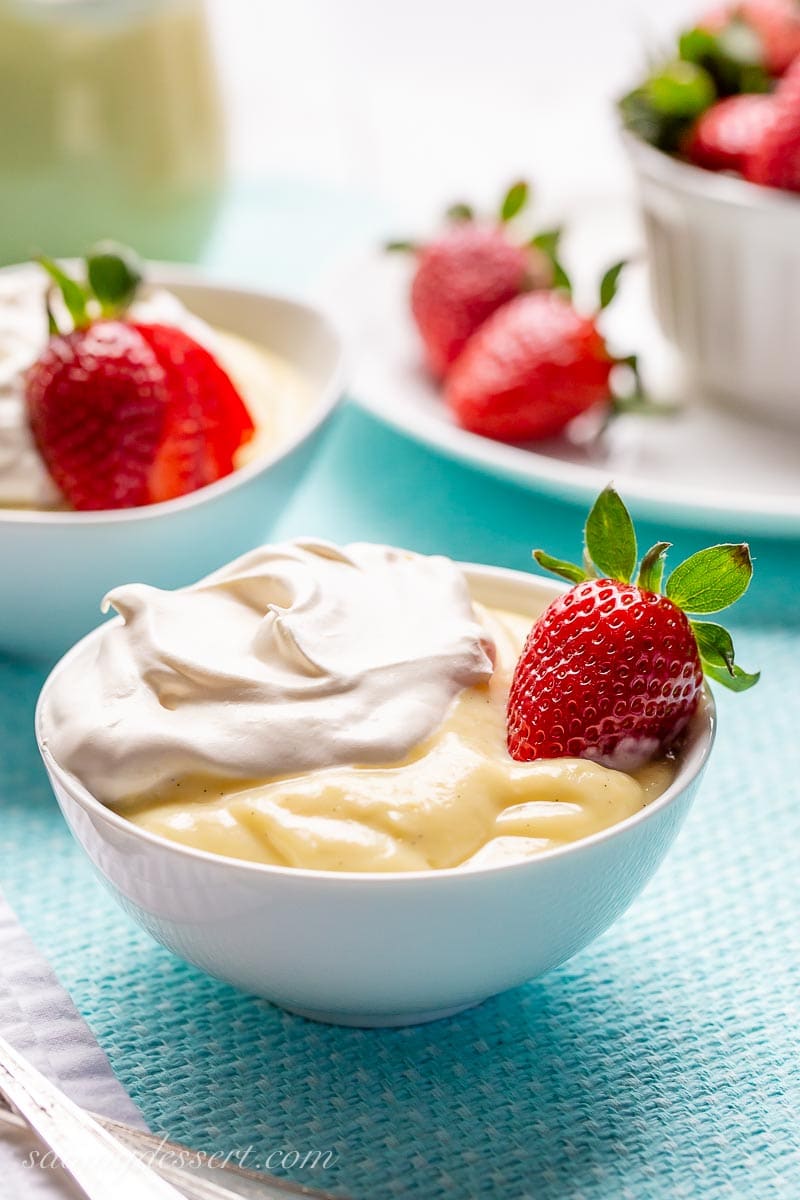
[0,1035,342,1200]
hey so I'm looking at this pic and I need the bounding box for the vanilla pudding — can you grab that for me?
[40,542,677,873]
[0,266,310,509]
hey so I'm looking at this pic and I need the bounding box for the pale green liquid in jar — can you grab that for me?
[0,0,226,264]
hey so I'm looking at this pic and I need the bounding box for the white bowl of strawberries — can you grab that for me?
[0,246,343,660]
[620,0,800,427]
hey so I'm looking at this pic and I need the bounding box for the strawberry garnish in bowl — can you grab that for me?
[507,486,758,771]
[25,244,254,511]
[389,182,562,379]
[444,261,647,443]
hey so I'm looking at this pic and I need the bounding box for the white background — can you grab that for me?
[208,0,699,214]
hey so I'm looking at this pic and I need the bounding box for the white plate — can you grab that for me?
[318,220,800,538]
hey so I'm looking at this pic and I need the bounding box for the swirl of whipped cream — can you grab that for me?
[42,541,496,805]
[0,265,221,507]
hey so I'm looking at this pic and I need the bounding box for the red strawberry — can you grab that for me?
[27,321,167,511]
[25,247,254,511]
[507,486,758,770]
[745,57,800,188]
[685,94,777,173]
[135,323,254,504]
[411,225,532,378]
[391,182,560,379]
[444,290,614,442]
[701,0,800,76]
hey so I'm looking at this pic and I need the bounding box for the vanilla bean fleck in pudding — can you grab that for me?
[40,541,677,873]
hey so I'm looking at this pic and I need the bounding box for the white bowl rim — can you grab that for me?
[0,261,345,527]
[35,560,717,886]
[624,129,800,215]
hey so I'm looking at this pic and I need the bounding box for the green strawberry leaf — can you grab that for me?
[691,619,735,672]
[637,541,672,593]
[500,181,529,222]
[691,620,759,691]
[86,241,142,316]
[529,227,562,257]
[532,550,588,585]
[665,543,752,613]
[582,548,599,579]
[530,228,573,298]
[702,659,761,693]
[384,239,418,253]
[644,59,716,118]
[445,202,475,222]
[37,255,89,330]
[680,21,771,96]
[599,260,627,311]
[584,485,637,582]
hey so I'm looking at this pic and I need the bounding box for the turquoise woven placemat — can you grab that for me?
[1,182,799,1198]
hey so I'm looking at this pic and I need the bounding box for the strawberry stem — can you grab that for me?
[529,228,572,297]
[532,485,760,694]
[86,241,142,317]
[37,242,144,333]
[445,202,475,223]
[37,256,90,331]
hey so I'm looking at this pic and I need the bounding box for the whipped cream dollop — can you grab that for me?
[42,541,496,805]
[0,265,219,507]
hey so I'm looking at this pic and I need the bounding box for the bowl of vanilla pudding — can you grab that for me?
[0,262,344,659]
[36,541,714,1027]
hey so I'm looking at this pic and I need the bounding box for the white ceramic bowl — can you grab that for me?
[0,266,344,660]
[36,564,715,1028]
[626,133,800,427]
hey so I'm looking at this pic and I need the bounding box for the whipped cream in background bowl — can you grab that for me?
[0,261,345,660]
[36,544,715,1027]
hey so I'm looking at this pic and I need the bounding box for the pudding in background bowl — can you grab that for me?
[0,262,344,659]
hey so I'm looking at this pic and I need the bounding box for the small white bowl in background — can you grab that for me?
[625,133,800,428]
[36,565,715,1028]
[0,267,344,661]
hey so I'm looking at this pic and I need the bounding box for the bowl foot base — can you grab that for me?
[279,999,483,1027]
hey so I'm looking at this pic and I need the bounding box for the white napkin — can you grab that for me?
[0,888,145,1197]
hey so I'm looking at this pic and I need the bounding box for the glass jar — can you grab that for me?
[0,0,226,265]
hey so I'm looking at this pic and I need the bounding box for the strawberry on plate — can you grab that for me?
[507,486,758,770]
[444,262,646,443]
[25,245,254,511]
[390,182,562,378]
[685,92,777,172]
[745,57,800,188]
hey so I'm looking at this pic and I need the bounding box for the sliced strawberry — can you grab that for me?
[26,322,167,511]
[134,324,255,504]
[685,94,777,173]
[506,486,758,770]
[444,291,613,442]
